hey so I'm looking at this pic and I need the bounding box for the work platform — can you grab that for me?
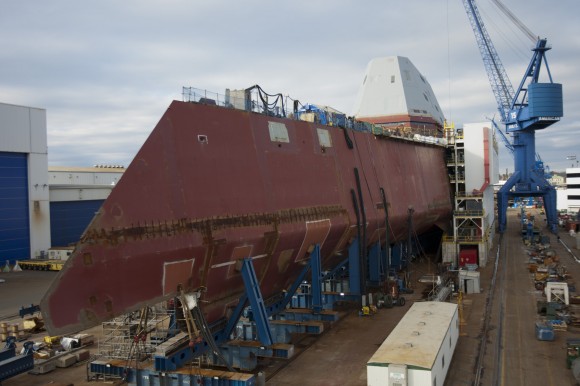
[90,359,259,385]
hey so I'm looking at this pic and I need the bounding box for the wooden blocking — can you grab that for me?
[55,353,78,368]
[75,349,91,362]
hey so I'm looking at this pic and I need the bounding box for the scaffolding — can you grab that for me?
[98,304,175,361]
[443,122,493,267]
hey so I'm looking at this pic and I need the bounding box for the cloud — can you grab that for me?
[0,0,578,173]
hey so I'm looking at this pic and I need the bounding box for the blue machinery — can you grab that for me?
[463,0,563,233]
[90,236,413,385]
[0,337,34,383]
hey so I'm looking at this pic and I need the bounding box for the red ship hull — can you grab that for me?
[41,101,451,335]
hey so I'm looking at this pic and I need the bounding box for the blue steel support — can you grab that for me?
[123,364,258,386]
[0,337,16,362]
[152,247,355,375]
[310,245,323,314]
[390,243,406,273]
[240,258,273,347]
[382,243,389,279]
[498,170,558,234]
[367,242,382,285]
[222,253,319,342]
[223,293,248,340]
[321,257,348,282]
[275,261,311,314]
[19,304,40,318]
[348,238,361,296]
[0,341,34,383]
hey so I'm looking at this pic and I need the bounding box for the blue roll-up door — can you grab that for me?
[50,200,103,247]
[0,152,30,265]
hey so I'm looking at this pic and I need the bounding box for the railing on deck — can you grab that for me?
[456,191,484,198]
[182,87,291,117]
[454,210,485,217]
[442,235,485,243]
[182,86,449,146]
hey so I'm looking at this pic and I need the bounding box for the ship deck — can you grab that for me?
[1,209,578,385]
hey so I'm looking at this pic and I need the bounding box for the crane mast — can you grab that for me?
[462,0,563,234]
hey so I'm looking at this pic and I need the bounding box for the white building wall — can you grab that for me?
[28,152,51,258]
[462,122,498,254]
[489,128,500,185]
[48,167,123,203]
[567,168,580,213]
[557,188,568,211]
[30,107,48,154]
[50,187,113,202]
[442,241,457,265]
[428,307,459,386]
[367,366,387,386]
[408,369,432,385]
[483,185,496,246]
[463,122,498,191]
[49,168,124,186]
[0,103,32,152]
[0,103,51,258]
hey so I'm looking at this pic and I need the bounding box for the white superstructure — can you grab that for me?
[352,56,444,129]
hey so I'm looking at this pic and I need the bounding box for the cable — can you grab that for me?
[190,305,236,372]
[446,0,452,121]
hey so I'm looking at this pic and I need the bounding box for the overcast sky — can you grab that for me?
[1,0,578,172]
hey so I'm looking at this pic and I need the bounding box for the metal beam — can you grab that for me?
[348,238,361,296]
[310,244,323,314]
[240,258,273,346]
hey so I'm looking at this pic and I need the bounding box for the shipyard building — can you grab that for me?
[49,166,123,247]
[0,102,123,266]
[443,122,499,268]
[0,102,50,265]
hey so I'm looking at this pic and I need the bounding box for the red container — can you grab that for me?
[459,247,478,267]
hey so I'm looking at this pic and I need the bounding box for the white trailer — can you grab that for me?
[367,301,459,386]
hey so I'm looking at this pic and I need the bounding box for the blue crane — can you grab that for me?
[462,0,563,233]
[489,118,514,156]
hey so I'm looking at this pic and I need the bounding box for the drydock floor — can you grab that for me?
[1,209,579,385]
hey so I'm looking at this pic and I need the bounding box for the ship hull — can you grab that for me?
[41,101,452,335]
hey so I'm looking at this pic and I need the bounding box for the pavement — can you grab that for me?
[1,208,579,385]
[0,270,55,320]
[445,208,580,386]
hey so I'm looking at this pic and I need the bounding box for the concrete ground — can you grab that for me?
[478,209,580,386]
[445,208,580,386]
[0,270,102,386]
[1,208,579,385]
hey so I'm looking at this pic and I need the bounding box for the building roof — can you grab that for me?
[367,301,457,370]
[49,166,126,173]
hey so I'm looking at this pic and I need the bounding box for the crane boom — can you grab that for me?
[462,0,515,121]
[462,0,563,234]
[490,118,514,155]
[490,0,536,43]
